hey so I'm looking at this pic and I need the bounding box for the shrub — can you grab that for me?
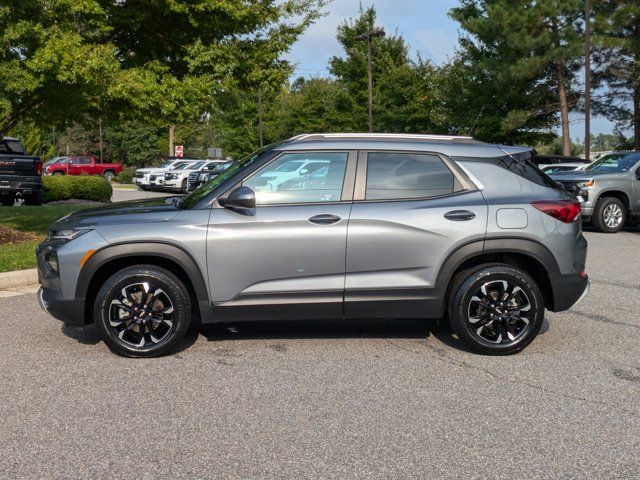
[43,175,112,203]
[114,168,134,184]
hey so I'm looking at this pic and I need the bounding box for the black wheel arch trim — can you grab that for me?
[76,241,214,323]
[434,237,560,315]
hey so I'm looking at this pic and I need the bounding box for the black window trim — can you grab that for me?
[353,149,477,203]
[214,149,358,208]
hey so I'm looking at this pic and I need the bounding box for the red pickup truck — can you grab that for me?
[44,156,123,181]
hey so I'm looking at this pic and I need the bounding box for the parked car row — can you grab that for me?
[134,158,232,193]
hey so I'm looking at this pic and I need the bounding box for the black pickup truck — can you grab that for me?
[0,137,43,206]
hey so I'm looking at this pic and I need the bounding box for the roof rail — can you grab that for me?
[290,133,477,142]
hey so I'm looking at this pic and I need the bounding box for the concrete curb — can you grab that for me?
[0,268,38,290]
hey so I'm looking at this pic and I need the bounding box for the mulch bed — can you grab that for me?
[0,226,40,244]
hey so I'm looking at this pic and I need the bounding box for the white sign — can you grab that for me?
[175,145,184,158]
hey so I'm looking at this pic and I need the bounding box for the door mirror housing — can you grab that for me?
[219,186,256,214]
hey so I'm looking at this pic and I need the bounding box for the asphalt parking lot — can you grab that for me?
[0,227,639,479]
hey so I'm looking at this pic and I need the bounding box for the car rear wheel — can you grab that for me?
[448,265,545,355]
[93,265,192,357]
[103,171,115,182]
[593,197,626,233]
[52,171,63,176]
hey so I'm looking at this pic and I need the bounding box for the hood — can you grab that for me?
[549,169,621,182]
[52,197,182,229]
[137,166,174,174]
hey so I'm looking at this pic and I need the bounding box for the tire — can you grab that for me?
[180,179,187,194]
[23,193,43,206]
[93,265,192,358]
[52,171,63,176]
[0,195,15,206]
[103,170,115,182]
[592,197,626,233]
[448,265,545,355]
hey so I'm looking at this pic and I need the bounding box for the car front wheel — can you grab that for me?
[93,265,192,357]
[448,265,545,355]
[592,197,626,233]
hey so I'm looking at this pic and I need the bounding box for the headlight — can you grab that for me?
[201,174,210,182]
[48,228,91,241]
[577,179,594,188]
[45,251,59,273]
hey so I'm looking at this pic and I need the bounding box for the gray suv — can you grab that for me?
[550,152,640,233]
[37,134,589,357]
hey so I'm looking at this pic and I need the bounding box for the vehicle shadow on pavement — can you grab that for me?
[61,323,99,345]
[60,317,550,354]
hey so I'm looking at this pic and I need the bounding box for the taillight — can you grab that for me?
[36,160,42,176]
[531,200,581,223]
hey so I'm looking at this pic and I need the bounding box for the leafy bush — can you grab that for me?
[43,175,112,203]
[114,168,134,184]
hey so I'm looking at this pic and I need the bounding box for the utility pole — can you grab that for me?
[585,0,591,161]
[169,125,175,156]
[355,28,385,132]
[258,86,264,148]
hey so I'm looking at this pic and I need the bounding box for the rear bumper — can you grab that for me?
[548,273,589,312]
[38,287,86,327]
[0,176,42,196]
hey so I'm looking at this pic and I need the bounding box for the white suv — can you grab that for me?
[135,160,197,191]
[163,160,217,193]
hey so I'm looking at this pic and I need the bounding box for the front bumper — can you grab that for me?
[548,272,590,311]
[38,287,86,326]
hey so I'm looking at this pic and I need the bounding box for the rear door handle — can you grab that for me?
[444,210,476,221]
[309,214,341,225]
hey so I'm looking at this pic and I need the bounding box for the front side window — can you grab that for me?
[244,152,348,205]
[365,152,455,200]
[79,157,92,165]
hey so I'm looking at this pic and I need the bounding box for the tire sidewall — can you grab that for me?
[449,266,545,355]
[93,267,191,357]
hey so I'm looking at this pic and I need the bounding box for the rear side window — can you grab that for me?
[365,152,454,200]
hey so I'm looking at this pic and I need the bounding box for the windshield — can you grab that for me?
[585,153,640,172]
[275,160,304,172]
[174,162,197,170]
[181,151,266,209]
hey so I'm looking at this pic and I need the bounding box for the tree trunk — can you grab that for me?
[635,86,640,152]
[555,61,571,156]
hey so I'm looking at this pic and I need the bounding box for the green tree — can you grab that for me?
[0,0,324,138]
[448,0,584,148]
[328,6,445,134]
[593,0,640,151]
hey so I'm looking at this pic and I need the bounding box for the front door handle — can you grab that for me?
[309,214,341,225]
[444,210,476,221]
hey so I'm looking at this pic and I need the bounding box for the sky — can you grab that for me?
[286,0,617,141]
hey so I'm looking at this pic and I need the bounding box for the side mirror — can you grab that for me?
[636,170,640,181]
[219,186,255,214]
[299,168,309,176]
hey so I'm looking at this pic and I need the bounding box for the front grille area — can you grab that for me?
[149,175,157,181]
[135,171,144,179]
[558,181,580,197]
[187,172,198,183]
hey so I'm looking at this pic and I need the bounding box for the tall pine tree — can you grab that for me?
[449,0,583,150]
